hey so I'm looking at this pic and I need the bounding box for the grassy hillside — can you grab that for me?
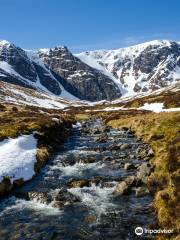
[0,103,73,139]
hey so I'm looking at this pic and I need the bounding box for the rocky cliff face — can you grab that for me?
[0,40,62,95]
[76,40,180,96]
[38,46,121,101]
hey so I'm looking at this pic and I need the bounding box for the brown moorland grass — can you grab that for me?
[0,103,74,139]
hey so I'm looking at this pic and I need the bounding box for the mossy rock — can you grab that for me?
[0,176,12,197]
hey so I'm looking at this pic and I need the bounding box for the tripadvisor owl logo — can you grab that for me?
[135,227,143,235]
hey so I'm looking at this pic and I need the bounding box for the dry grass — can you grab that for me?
[0,103,74,139]
[75,113,92,121]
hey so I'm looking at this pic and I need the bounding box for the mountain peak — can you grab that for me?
[39,45,68,55]
[0,40,12,48]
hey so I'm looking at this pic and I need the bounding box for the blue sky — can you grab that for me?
[0,0,179,52]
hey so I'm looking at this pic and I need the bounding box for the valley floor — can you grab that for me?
[0,85,179,239]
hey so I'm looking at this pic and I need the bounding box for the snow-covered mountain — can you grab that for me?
[0,40,121,101]
[0,39,180,102]
[76,40,180,96]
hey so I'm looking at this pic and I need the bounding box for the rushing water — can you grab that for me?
[0,120,154,240]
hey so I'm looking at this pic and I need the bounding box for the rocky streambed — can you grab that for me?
[0,119,155,239]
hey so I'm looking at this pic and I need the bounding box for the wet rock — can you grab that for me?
[0,177,12,198]
[111,159,117,164]
[120,143,131,150]
[102,156,113,161]
[127,129,135,135]
[53,188,80,208]
[93,128,101,134]
[147,148,154,157]
[33,131,45,139]
[84,215,96,223]
[137,162,152,183]
[124,163,136,170]
[81,128,91,134]
[62,158,76,166]
[118,153,129,159]
[52,117,62,124]
[68,179,90,188]
[135,186,149,197]
[90,176,107,186]
[13,178,24,188]
[79,158,96,164]
[28,191,53,204]
[96,135,108,143]
[136,145,154,160]
[114,181,131,195]
[102,126,111,133]
[114,176,136,195]
[136,149,148,159]
[143,156,151,161]
[121,127,129,131]
[125,176,137,186]
[110,143,122,151]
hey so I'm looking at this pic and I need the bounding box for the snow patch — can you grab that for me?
[139,103,164,113]
[0,135,37,183]
[138,103,180,113]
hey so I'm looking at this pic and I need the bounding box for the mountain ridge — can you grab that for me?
[76,39,180,97]
[0,39,179,101]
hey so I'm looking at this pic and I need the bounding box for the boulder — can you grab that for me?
[147,148,155,157]
[110,143,122,151]
[135,186,149,197]
[121,127,129,131]
[93,128,101,134]
[102,156,113,162]
[27,191,53,204]
[114,176,136,195]
[53,188,80,208]
[102,126,111,133]
[114,181,131,195]
[0,177,12,198]
[68,179,90,188]
[124,163,136,170]
[96,135,108,143]
[125,176,137,186]
[137,162,152,183]
[13,178,24,188]
[120,143,131,150]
